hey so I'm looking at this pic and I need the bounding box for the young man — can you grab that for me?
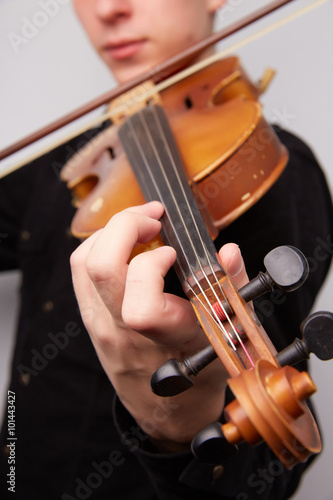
[0,1,332,499]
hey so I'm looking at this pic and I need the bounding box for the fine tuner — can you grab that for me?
[151,245,311,397]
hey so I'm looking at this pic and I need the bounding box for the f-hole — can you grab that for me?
[184,96,193,109]
[107,147,116,159]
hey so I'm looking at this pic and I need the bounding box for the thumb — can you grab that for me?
[218,243,249,290]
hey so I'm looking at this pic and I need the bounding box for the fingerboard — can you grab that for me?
[118,105,223,289]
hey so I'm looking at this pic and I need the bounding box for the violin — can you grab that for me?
[60,56,285,244]
[1,0,332,469]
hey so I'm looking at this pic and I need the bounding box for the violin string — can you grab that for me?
[125,115,238,356]
[0,0,329,178]
[125,114,230,333]
[127,106,254,367]
[147,106,254,365]
[186,282,248,370]
[139,109,235,340]
[145,106,254,366]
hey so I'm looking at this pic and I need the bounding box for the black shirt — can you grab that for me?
[0,126,332,499]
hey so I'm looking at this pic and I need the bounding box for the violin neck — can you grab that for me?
[118,105,224,291]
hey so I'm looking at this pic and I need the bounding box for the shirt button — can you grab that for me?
[212,464,224,480]
[21,230,31,241]
[42,301,54,312]
[20,373,30,386]
[3,445,10,457]
[65,227,73,238]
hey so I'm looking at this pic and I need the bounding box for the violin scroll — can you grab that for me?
[191,311,333,467]
[192,359,321,468]
[151,245,309,397]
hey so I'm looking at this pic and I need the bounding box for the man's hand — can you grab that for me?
[70,201,248,451]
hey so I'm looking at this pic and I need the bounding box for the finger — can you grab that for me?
[71,231,120,342]
[70,229,104,326]
[122,245,203,349]
[85,201,164,320]
[218,243,249,290]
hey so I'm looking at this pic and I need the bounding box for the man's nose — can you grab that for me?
[95,0,132,23]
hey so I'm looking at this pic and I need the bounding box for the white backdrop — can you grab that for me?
[0,1,332,499]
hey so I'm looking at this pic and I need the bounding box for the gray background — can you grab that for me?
[0,1,332,498]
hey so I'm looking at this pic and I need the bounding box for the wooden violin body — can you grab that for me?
[61,57,287,241]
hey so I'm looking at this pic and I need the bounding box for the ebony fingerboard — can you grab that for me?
[118,105,221,286]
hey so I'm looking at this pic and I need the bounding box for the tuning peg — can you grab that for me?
[213,245,308,321]
[238,245,309,303]
[150,345,217,396]
[277,311,333,367]
[151,246,309,397]
[191,423,238,464]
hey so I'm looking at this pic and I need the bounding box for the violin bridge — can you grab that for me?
[107,80,162,125]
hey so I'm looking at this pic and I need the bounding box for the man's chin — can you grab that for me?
[108,61,157,86]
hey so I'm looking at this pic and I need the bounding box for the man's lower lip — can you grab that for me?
[106,40,145,60]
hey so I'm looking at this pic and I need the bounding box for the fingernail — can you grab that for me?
[227,246,244,278]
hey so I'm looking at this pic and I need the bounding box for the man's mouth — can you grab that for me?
[103,39,147,60]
